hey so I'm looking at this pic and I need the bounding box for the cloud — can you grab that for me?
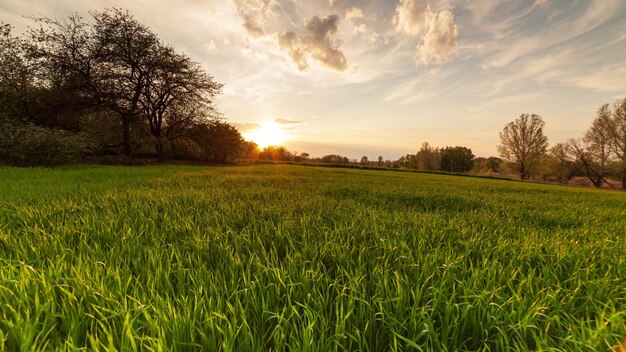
[205,40,216,50]
[394,0,458,65]
[231,0,297,39]
[368,32,380,43]
[277,15,348,71]
[234,122,262,133]
[329,0,339,8]
[231,0,267,38]
[482,0,621,69]
[277,31,308,70]
[393,0,428,35]
[242,14,265,38]
[275,118,303,124]
[354,23,367,35]
[417,10,458,65]
[345,7,364,21]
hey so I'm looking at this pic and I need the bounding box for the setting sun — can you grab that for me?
[244,122,287,149]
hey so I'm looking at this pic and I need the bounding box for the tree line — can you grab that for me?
[0,9,251,166]
[247,98,626,191]
[497,98,626,190]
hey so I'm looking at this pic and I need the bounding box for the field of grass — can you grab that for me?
[0,164,625,351]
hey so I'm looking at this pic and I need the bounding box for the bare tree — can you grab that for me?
[27,9,222,161]
[90,9,161,157]
[566,138,606,188]
[606,97,626,189]
[497,114,549,180]
[27,10,159,156]
[546,143,580,184]
[138,45,222,161]
[583,104,612,182]
[0,23,33,122]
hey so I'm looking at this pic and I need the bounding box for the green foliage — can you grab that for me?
[0,165,625,350]
[259,146,294,161]
[473,157,502,173]
[440,146,474,172]
[189,121,246,163]
[0,122,90,166]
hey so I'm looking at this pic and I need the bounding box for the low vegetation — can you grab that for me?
[1,164,624,350]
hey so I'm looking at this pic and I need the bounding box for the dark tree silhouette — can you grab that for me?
[27,9,221,160]
[440,146,474,172]
[607,97,626,189]
[189,121,244,163]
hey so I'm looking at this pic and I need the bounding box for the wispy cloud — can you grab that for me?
[275,118,303,125]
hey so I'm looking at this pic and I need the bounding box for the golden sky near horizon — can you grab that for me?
[2,0,625,158]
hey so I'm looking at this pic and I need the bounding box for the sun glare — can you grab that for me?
[245,122,287,149]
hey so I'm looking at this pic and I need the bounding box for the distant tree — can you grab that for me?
[486,157,502,172]
[497,114,549,180]
[397,154,418,169]
[321,154,349,164]
[583,104,613,182]
[360,156,368,165]
[377,156,383,166]
[259,146,293,161]
[606,97,626,189]
[293,152,310,162]
[241,141,260,160]
[189,121,244,163]
[440,146,474,172]
[566,138,605,188]
[416,142,440,170]
[545,143,579,184]
[472,157,487,172]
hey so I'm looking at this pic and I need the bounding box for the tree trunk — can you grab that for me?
[622,163,626,190]
[122,117,132,157]
[171,141,178,159]
[155,138,164,162]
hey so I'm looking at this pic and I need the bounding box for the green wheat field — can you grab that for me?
[0,165,625,351]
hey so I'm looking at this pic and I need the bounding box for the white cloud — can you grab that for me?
[205,40,217,50]
[368,31,381,44]
[354,23,367,35]
[393,0,428,35]
[394,0,459,66]
[417,10,458,65]
[345,7,364,21]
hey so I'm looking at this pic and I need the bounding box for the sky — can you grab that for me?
[2,0,625,159]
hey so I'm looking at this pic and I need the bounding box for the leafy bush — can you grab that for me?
[0,121,90,166]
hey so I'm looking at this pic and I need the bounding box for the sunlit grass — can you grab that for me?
[0,164,625,350]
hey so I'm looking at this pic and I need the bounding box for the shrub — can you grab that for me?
[0,121,90,166]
